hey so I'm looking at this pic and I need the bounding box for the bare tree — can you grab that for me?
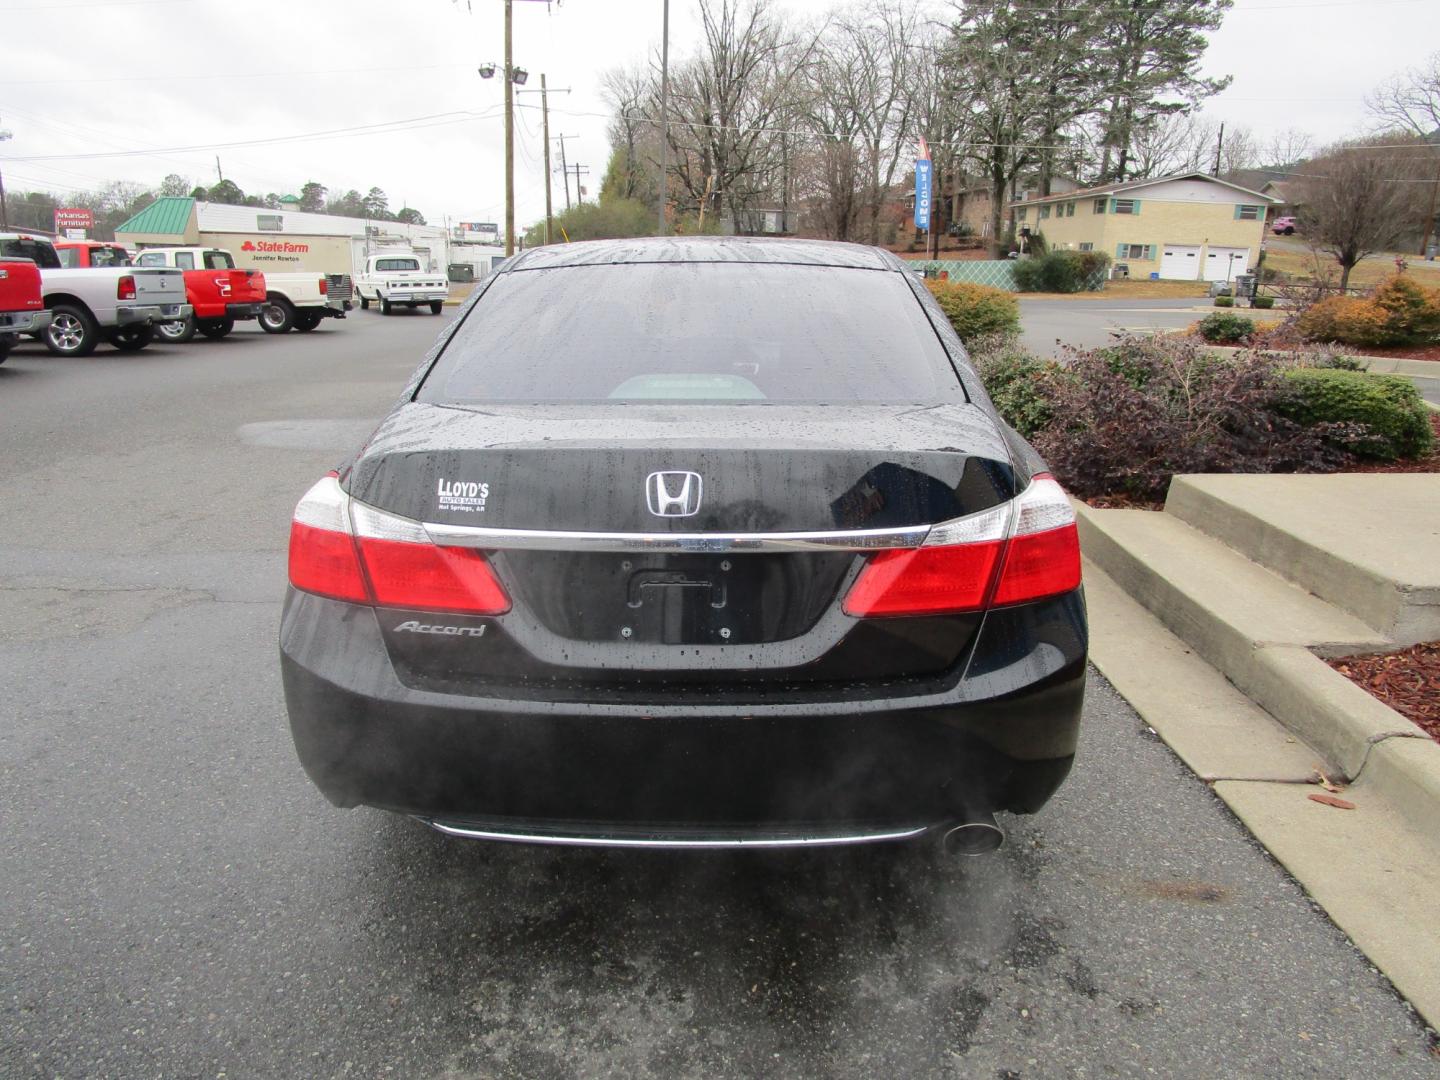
[600,63,659,206]
[1367,53,1440,138]
[802,3,921,242]
[663,0,816,231]
[1261,128,1312,168]
[1296,136,1427,290]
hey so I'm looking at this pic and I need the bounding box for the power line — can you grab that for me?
[4,108,505,162]
[0,62,474,86]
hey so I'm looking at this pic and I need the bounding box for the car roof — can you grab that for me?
[506,236,902,273]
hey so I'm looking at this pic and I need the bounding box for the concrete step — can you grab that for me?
[1081,560,1321,783]
[1076,504,1393,774]
[1165,474,1440,646]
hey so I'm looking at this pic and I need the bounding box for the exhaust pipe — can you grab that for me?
[940,816,1004,856]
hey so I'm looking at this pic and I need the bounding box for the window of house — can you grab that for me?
[1078,242,1094,252]
[1115,243,1154,260]
[1039,205,1051,220]
[1016,207,1027,222]
[1094,198,1107,214]
[1065,202,1076,217]
[1234,204,1263,220]
[1111,199,1140,215]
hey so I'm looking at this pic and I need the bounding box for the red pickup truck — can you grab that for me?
[121,246,268,342]
[0,258,52,365]
[54,240,132,269]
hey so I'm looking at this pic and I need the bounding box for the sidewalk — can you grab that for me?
[1078,474,1440,1029]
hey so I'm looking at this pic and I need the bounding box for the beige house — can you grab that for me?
[1009,172,1277,281]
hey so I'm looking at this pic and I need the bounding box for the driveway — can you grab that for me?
[1,319,1435,1077]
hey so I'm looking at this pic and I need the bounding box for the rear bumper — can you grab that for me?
[0,310,50,334]
[119,303,191,326]
[280,589,1086,837]
[226,302,264,320]
[385,290,447,303]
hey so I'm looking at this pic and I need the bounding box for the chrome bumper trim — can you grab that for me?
[423,521,930,553]
[420,818,929,849]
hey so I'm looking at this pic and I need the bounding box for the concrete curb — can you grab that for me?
[1355,355,1440,379]
[1246,645,1429,778]
[1078,499,1440,853]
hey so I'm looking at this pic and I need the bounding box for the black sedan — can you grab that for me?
[280,237,1086,855]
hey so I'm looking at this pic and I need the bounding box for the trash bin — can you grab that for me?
[1114,264,1129,279]
[1234,273,1257,301]
[447,263,475,283]
[1149,271,1160,281]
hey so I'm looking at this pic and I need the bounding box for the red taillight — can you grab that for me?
[359,537,510,614]
[287,474,510,614]
[117,275,136,301]
[288,520,369,603]
[842,543,1003,616]
[318,276,328,295]
[842,474,1080,618]
[992,522,1081,606]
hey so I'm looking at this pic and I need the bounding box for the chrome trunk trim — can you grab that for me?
[422,521,930,553]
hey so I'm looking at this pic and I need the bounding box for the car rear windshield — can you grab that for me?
[0,237,60,269]
[376,258,420,272]
[204,250,235,270]
[419,263,964,405]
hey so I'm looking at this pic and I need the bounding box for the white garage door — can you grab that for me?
[1205,246,1250,281]
[1159,244,1201,280]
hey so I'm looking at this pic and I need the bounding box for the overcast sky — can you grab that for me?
[1,0,1435,233]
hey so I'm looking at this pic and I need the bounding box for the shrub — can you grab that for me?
[1275,369,1434,460]
[1012,249,1112,293]
[1198,312,1255,343]
[924,280,1020,345]
[971,339,1060,437]
[1252,295,1275,310]
[1030,338,1348,501]
[1295,274,1440,347]
[1213,295,1234,308]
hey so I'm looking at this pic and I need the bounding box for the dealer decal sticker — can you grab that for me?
[437,478,490,513]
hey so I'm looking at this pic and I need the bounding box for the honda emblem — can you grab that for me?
[645,471,703,518]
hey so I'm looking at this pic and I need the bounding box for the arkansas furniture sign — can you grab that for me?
[54,207,94,233]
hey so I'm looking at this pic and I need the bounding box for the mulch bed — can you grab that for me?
[1326,642,1440,743]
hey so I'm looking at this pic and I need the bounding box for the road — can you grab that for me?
[1,315,1435,1078]
[1018,297,1218,357]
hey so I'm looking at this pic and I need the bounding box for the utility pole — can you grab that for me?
[568,163,590,204]
[1212,122,1225,178]
[656,0,670,235]
[503,0,515,255]
[1421,156,1440,258]
[540,74,553,245]
[0,124,10,230]
[215,155,223,183]
[556,133,576,210]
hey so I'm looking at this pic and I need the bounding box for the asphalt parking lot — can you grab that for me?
[1,311,1435,1078]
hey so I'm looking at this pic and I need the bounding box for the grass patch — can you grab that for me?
[1262,249,1440,289]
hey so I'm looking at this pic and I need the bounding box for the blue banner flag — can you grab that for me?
[914,159,933,230]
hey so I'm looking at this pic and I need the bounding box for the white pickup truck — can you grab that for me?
[0,232,191,356]
[354,253,448,315]
[134,247,352,334]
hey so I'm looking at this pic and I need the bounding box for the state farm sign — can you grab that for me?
[237,238,311,265]
[240,239,310,254]
[54,207,94,231]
